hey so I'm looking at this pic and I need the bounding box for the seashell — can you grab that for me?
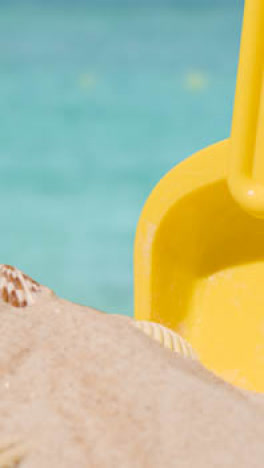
[134,320,197,360]
[0,265,41,308]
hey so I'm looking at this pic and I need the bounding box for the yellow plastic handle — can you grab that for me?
[229,0,264,217]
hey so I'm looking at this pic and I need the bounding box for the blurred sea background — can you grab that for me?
[0,0,243,315]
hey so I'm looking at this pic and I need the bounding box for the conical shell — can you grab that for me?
[0,265,41,308]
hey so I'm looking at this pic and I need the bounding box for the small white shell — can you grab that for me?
[134,320,197,360]
[0,265,41,308]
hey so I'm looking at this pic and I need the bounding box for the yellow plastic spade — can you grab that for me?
[134,0,264,392]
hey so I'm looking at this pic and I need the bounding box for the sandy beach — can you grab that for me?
[0,267,264,467]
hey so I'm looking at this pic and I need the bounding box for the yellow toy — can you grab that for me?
[134,0,264,392]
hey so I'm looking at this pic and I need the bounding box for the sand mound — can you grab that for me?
[0,267,264,467]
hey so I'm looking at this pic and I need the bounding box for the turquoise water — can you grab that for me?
[0,3,243,315]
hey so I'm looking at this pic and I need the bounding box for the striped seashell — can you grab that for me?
[134,320,197,360]
[0,265,41,308]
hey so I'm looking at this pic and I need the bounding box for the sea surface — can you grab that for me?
[0,1,243,315]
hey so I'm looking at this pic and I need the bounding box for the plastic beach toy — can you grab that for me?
[134,0,264,392]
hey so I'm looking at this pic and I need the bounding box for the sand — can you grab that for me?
[1,268,264,467]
